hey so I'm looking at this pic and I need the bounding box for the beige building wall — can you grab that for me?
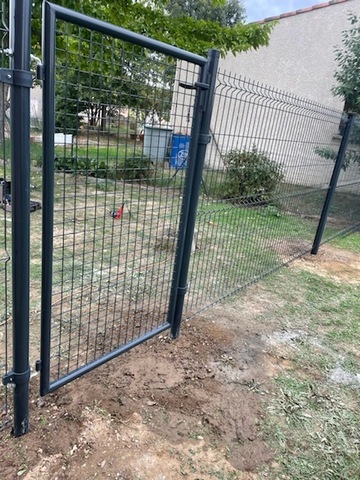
[185,0,360,191]
[220,0,360,110]
[204,75,345,188]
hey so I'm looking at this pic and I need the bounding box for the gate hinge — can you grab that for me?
[2,368,31,386]
[0,68,33,88]
[36,64,44,81]
[179,81,209,91]
[198,134,211,145]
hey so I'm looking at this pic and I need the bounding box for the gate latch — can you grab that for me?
[179,81,209,91]
[0,68,33,88]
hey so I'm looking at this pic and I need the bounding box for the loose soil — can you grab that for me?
[291,243,360,284]
[0,244,358,479]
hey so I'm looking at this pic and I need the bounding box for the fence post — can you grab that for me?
[3,0,32,436]
[311,112,355,255]
[167,49,219,338]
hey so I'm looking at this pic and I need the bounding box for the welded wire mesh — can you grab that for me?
[184,69,352,314]
[43,17,200,385]
[0,0,11,430]
[322,118,360,242]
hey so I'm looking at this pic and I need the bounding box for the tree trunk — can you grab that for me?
[100,104,107,133]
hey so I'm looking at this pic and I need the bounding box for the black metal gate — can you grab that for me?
[38,2,219,395]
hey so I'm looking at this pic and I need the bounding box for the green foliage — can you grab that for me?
[31,0,274,59]
[316,15,360,172]
[222,146,284,204]
[260,204,281,217]
[314,146,337,162]
[52,155,154,181]
[55,78,83,135]
[314,145,360,172]
[166,0,246,28]
[315,116,360,170]
[121,155,154,180]
[333,14,360,113]
[31,1,274,138]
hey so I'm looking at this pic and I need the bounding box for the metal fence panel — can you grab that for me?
[40,2,207,393]
[322,116,360,242]
[184,70,350,314]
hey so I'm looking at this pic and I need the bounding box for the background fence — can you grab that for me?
[0,0,11,431]
[183,70,360,314]
[322,119,360,242]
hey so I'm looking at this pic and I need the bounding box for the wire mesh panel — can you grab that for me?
[185,70,347,314]
[41,4,205,392]
[322,117,360,242]
[0,0,11,430]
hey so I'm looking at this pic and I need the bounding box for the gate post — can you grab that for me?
[167,49,219,338]
[2,0,32,436]
[311,112,356,255]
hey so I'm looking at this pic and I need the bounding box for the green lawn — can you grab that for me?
[1,148,359,383]
[257,247,360,479]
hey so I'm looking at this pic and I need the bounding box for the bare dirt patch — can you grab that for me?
[1,245,359,479]
[292,244,360,283]
[0,284,282,480]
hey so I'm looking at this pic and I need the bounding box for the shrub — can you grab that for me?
[54,156,95,173]
[119,155,154,181]
[52,155,153,181]
[222,146,284,204]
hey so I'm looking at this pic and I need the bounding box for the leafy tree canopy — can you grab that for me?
[333,14,360,114]
[32,0,273,57]
[165,0,245,28]
[30,0,274,134]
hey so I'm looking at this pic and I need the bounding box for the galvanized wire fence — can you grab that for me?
[322,119,360,242]
[184,69,357,314]
[0,0,10,430]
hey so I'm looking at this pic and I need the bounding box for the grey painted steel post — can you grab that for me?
[311,112,356,255]
[10,0,32,436]
[168,49,220,338]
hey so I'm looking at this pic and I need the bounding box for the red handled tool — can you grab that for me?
[110,203,125,220]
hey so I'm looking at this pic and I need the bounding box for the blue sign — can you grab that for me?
[170,134,191,169]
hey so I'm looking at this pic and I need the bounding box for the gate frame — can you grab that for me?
[39,1,218,396]
[167,49,220,338]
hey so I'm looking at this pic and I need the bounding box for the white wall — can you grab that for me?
[221,0,360,110]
